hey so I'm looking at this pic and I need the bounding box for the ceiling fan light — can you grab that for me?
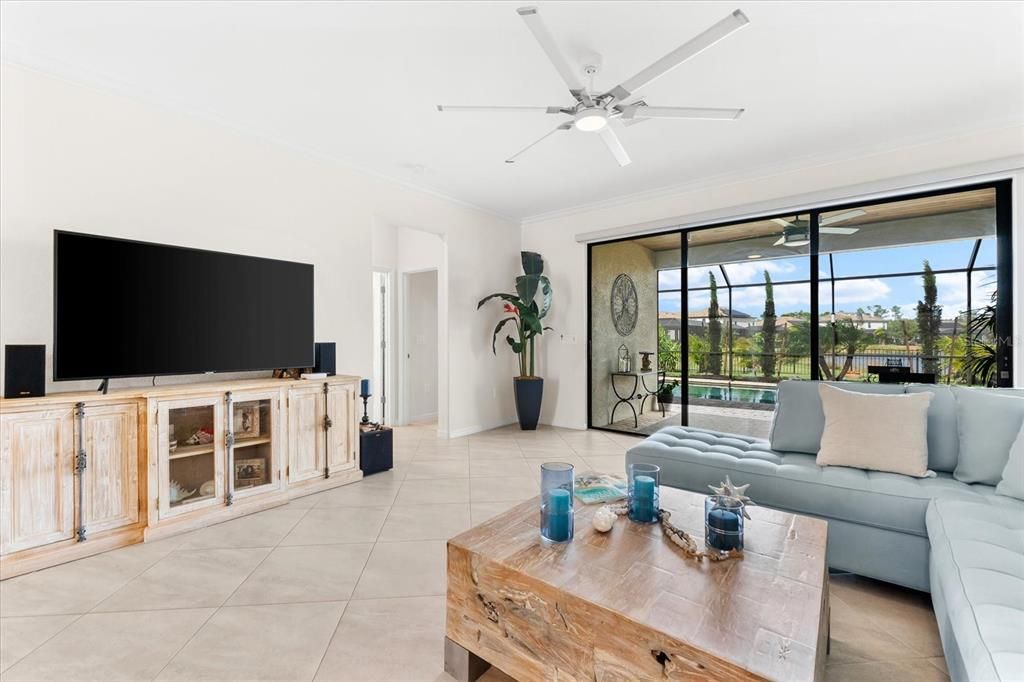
[574,108,608,132]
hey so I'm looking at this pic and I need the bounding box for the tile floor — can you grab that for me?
[0,422,948,681]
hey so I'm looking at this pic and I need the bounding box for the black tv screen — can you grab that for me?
[54,231,314,381]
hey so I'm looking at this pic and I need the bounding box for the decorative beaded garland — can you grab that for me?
[602,503,743,562]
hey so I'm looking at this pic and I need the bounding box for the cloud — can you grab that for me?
[831,278,892,305]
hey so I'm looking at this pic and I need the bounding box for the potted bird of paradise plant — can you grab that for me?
[478,251,552,430]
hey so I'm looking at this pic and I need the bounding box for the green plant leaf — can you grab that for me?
[521,251,544,276]
[515,275,539,307]
[506,336,523,354]
[491,317,518,354]
[477,292,521,310]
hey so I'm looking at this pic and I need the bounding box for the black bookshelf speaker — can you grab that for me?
[5,345,46,399]
[314,342,336,376]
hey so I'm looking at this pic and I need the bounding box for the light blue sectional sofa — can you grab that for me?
[625,380,1024,682]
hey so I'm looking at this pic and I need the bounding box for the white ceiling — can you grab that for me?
[2,1,1022,220]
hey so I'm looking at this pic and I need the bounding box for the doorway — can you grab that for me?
[402,269,439,425]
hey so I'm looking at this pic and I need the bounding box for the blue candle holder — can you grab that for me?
[705,495,744,553]
[628,463,660,524]
[540,462,574,543]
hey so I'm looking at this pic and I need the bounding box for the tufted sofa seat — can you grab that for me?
[927,498,1024,681]
[628,425,1009,592]
[632,426,1004,539]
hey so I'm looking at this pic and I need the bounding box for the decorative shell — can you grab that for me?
[592,506,618,533]
[168,480,196,503]
[199,480,216,497]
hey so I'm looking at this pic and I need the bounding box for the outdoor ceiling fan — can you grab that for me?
[771,210,867,247]
[436,6,750,166]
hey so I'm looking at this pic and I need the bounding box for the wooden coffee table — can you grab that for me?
[445,486,829,681]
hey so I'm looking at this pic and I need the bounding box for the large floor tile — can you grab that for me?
[405,459,470,479]
[314,478,403,508]
[280,506,390,546]
[394,478,470,505]
[178,507,309,549]
[158,601,345,681]
[470,475,538,502]
[378,504,472,542]
[581,454,627,476]
[825,658,949,681]
[469,458,535,478]
[0,615,77,672]
[0,550,150,616]
[352,540,446,599]
[227,543,373,605]
[94,547,270,612]
[470,500,521,525]
[315,596,444,681]
[3,608,212,681]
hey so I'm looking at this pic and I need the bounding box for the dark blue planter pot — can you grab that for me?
[513,377,544,430]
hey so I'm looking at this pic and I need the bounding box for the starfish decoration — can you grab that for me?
[708,476,754,519]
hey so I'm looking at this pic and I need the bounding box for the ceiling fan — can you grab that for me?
[771,210,867,247]
[437,6,750,167]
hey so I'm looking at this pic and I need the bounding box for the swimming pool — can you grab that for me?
[674,384,778,405]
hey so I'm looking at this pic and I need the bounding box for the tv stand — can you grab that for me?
[97,378,109,394]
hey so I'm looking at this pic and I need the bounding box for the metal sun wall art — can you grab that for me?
[610,273,638,336]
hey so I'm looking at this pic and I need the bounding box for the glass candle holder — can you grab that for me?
[628,463,660,524]
[705,495,744,553]
[540,462,574,543]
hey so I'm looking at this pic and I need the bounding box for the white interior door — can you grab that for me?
[403,269,439,424]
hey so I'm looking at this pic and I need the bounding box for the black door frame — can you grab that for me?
[586,179,1014,433]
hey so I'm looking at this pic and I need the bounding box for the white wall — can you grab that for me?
[522,127,1024,429]
[0,62,520,437]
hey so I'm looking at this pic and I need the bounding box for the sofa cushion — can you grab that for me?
[926,497,1024,681]
[996,422,1024,501]
[905,384,959,473]
[769,380,905,454]
[817,384,933,477]
[953,388,1024,485]
[627,426,998,538]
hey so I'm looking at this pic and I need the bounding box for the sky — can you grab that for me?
[657,238,998,319]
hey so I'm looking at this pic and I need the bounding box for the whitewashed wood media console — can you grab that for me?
[0,375,361,578]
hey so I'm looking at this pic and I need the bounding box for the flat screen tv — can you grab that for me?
[53,230,314,381]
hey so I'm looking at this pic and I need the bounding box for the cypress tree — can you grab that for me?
[761,271,776,379]
[708,273,722,375]
[916,260,942,374]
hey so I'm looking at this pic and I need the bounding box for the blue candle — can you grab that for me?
[545,489,572,542]
[360,379,371,397]
[707,507,740,551]
[631,475,656,523]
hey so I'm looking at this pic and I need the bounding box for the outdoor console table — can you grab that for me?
[609,370,665,428]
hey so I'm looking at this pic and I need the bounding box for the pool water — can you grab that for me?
[674,384,778,405]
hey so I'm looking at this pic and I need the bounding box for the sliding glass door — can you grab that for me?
[588,181,1013,437]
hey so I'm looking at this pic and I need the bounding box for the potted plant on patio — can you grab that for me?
[657,380,679,409]
[478,251,552,430]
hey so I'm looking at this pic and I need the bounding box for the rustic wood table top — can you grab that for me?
[446,486,830,681]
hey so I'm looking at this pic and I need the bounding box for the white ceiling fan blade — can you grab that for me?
[598,126,631,167]
[820,227,860,235]
[771,218,795,228]
[603,9,750,101]
[516,7,587,101]
[505,122,572,164]
[619,105,744,120]
[820,209,867,226]
[772,236,787,246]
[437,105,566,114]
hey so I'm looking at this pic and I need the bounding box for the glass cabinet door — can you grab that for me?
[229,392,279,498]
[159,398,224,516]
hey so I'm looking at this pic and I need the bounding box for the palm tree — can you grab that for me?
[960,290,998,386]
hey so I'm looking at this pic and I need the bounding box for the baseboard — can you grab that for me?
[448,418,517,439]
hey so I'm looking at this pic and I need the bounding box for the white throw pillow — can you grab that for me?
[995,421,1024,501]
[817,384,934,478]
